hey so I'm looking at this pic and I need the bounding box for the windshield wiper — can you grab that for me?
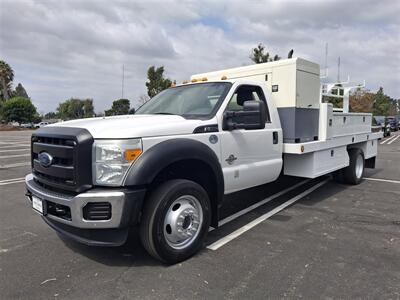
[153,112,176,115]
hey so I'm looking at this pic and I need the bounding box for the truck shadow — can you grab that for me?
[59,176,351,266]
[207,177,350,244]
[58,228,159,267]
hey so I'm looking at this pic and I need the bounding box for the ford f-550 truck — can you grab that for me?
[25,57,382,263]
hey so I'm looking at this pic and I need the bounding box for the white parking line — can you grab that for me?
[387,135,400,145]
[0,177,26,186]
[380,134,397,144]
[214,179,311,229]
[0,144,30,149]
[0,162,31,169]
[0,141,29,145]
[0,139,29,142]
[0,154,30,159]
[0,148,30,153]
[207,179,329,251]
[0,177,25,183]
[0,180,25,186]
[364,177,400,184]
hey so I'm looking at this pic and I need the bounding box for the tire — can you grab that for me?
[140,179,211,264]
[342,149,364,185]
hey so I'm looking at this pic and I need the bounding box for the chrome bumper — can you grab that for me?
[25,174,129,229]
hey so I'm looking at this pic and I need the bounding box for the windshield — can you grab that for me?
[135,82,232,119]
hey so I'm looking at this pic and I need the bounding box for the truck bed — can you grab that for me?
[282,131,382,178]
[283,131,382,154]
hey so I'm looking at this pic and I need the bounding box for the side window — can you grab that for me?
[226,85,271,122]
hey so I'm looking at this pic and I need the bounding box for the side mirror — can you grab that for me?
[223,100,266,130]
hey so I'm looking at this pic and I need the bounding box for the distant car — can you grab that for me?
[20,123,34,128]
[386,117,399,131]
[34,122,49,128]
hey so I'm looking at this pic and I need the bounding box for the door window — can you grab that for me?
[225,85,271,122]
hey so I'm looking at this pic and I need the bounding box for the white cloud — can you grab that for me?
[0,0,399,114]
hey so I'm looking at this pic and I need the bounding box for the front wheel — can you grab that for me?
[140,179,211,264]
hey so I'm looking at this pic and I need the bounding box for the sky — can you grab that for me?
[1,0,399,114]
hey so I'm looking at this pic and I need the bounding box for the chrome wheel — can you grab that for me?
[355,154,364,179]
[163,195,203,250]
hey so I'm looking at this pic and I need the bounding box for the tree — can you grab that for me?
[14,83,29,98]
[145,66,172,98]
[105,98,130,116]
[44,111,59,119]
[57,98,95,120]
[349,89,374,113]
[2,97,37,123]
[372,87,392,116]
[0,60,14,101]
[83,99,94,117]
[138,94,150,106]
[388,98,399,116]
[250,43,281,64]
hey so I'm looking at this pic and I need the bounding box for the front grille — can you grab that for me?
[83,202,112,220]
[31,127,94,193]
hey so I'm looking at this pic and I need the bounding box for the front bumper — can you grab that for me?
[25,174,145,246]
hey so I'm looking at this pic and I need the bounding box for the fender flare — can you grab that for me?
[124,138,224,206]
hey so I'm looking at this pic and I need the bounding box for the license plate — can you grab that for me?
[32,196,43,214]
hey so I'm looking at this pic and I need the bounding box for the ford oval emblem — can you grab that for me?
[38,152,53,168]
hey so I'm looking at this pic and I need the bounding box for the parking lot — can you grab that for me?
[0,130,399,299]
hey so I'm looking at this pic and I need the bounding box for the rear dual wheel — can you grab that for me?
[333,149,364,185]
[140,179,211,264]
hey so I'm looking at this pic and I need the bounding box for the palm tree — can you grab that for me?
[0,60,14,101]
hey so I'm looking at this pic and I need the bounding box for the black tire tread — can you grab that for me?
[139,179,210,264]
[140,180,185,263]
[342,148,364,185]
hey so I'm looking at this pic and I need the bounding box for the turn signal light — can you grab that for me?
[124,149,142,161]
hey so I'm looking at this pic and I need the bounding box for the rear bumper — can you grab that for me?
[25,174,146,246]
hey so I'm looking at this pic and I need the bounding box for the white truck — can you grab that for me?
[25,57,382,263]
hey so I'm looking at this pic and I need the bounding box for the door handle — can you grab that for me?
[273,131,278,144]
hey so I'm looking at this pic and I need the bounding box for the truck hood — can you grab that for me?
[50,114,214,139]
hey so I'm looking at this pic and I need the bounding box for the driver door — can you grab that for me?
[219,84,282,194]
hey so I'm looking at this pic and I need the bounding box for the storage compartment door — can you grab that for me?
[284,146,349,178]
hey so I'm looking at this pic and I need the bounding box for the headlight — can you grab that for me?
[93,139,142,186]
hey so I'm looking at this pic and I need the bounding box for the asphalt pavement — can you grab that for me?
[0,130,399,299]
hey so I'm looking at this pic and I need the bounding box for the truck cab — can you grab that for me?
[25,58,381,263]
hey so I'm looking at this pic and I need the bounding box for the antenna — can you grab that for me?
[320,43,329,79]
[337,56,340,82]
[324,42,328,77]
[121,64,125,99]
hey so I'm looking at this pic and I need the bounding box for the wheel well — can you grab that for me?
[347,145,364,156]
[149,159,219,227]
